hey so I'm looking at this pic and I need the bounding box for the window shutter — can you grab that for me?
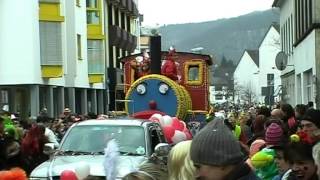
[88,40,104,74]
[40,22,62,65]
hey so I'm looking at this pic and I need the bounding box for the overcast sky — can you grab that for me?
[138,0,275,26]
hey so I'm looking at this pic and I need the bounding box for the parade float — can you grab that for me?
[118,36,213,133]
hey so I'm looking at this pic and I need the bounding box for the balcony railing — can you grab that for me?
[109,25,122,46]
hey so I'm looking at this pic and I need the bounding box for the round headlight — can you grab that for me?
[136,84,146,95]
[159,83,169,94]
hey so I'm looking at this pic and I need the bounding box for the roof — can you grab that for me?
[75,119,152,127]
[235,49,259,71]
[272,0,283,7]
[211,76,230,86]
[140,27,156,36]
[257,23,280,48]
[246,50,259,67]
[272,23,280,33]
[120,51,213,65]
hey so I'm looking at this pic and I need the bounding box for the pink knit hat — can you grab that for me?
[265,123,283,146]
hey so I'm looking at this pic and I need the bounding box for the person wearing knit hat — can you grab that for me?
[190,117,258,180]
[300,109,320,142]
[265,123,284,147]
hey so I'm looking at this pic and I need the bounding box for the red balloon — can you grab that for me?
[172,119,184,131]
[60,170,78,180]
[184,131,192,140]
[163,126,175,144]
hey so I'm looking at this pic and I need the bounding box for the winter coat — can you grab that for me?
[224,161,260,180]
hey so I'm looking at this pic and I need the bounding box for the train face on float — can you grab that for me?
[119,48,213,124]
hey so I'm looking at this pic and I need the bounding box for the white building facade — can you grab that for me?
[0,0,139,118]
[257,25,282,105]
[273,0,320,107]
[233,25,281,106]
[233,50,260,105]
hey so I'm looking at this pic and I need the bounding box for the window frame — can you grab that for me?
[86,0,100,25]
[87,40,104,74]
[77,34,82,60]
[184,60,204,86]
[76,0,81,7]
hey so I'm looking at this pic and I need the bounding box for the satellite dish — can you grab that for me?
[275,51,288,71]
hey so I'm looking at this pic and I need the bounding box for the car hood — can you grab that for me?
[30,155,147,178]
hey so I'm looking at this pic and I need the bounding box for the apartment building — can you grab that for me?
[273,0,320,107]
[0,0,139,118]
[107,0,139,111]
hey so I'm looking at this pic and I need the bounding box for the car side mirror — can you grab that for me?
[43,143,56,155]
[154,143,171,157]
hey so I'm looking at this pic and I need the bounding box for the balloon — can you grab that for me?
[290,134,300,142]
[171,119,184,131]
[162,115,173,126]
[150,114,164,124]
[172,130,187,144]
[184,130,192,140]
[149,116,160,123]
[60,170,78,180]
[75,162,90,180]
[163,126,175,144]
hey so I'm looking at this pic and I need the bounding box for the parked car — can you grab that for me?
[29,118,169,180]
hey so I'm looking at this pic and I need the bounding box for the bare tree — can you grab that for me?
[239,82,257,106]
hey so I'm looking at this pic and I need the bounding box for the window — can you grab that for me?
[305,70,313,102]
[0,90,9,110]
[267,74,274,86]
[188,66,199,81]
[86,0,97,8]
[215,94,223,100]
[87,40,104,74]
[39,22,62,65]
[77,34,82,59]
[294,0,313,44]
[87,11,100,24]
[61,125,146,154]
[76,0,81,7]
[215,86,222,91]
[86,0,100,24]
[149,126,160,153]
[184,61,204,86]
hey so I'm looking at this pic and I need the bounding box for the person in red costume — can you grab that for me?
[161,47,178,81]
[131,51,151,80]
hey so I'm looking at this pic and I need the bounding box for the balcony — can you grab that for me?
[108,0,120,6]
[126,33,137,52]
[119,0,127,11]
[109,25,122,46]
[127,0,132,14]
[126,33,133,51]
[119,29,128,49]
[130,35,137,52]
[132,3,139,18]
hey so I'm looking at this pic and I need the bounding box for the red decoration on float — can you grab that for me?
[60,170,78,180]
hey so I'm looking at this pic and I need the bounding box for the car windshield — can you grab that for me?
[60,125,146,155]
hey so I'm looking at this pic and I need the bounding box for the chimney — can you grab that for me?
[149,35,161,74]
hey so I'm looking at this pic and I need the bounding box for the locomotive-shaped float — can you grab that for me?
[119,46,212,124]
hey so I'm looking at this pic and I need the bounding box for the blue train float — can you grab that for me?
[119,45,213,127]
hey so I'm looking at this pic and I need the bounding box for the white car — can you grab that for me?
[29,119,169,180]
